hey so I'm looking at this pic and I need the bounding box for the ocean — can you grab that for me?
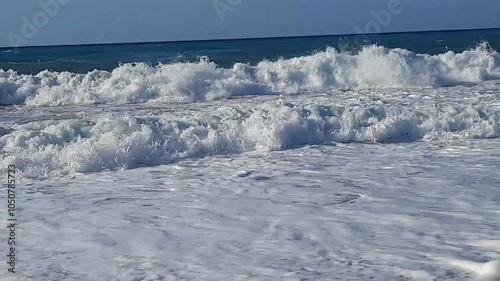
[2,28,500,74]
[1,29,500,280]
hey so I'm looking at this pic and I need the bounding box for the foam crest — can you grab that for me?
[1,102,499,177]
[0,44,499,106]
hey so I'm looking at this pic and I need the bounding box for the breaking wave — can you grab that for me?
[1,102,499,177]
[1,43,499,106]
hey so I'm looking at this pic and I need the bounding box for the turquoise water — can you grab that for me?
[1,28,499,74]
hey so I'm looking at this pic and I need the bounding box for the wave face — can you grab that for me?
[1,44,499,106]
[2,102,499,177]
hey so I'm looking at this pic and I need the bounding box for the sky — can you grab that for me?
[0,0,499,47]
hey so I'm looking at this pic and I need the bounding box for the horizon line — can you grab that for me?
[1,27,499,50]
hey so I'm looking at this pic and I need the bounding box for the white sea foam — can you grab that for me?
[0,44,499,106]
[478,260,500,281]
[3,42,499,281]
[1,102,499,176]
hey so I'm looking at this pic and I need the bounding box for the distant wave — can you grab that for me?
[1,102,500,177]
[0,43,499,106]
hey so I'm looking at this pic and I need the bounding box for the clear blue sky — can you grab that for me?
[1,0,499,47]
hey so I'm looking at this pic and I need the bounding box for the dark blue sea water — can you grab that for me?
[1,29,499,74]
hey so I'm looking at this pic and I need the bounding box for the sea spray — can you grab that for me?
[0,44,499,106]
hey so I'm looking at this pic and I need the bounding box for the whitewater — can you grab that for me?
[0,44,499,280]
[1,44,499,106]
